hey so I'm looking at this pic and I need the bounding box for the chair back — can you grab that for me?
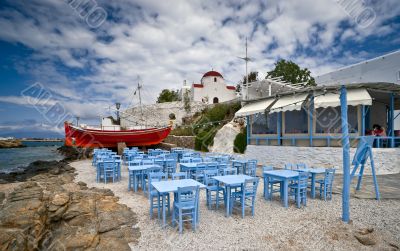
[296,163,307,169]
[142,159,154,165]
[180,158,191,163]
[203,169,219,186]
[149,172,166,191]
[262,165,273,172]
[128,159,142,167]
[172,172,187,180]
[242,178,259,198]
[285,163,295,170]
[103,161,115,171]
[324,168,336,185]
[176,186,200,207]
[206,162,218,170]
[191,157,202,163]
[297,172,309,189]
[246,160,257,177]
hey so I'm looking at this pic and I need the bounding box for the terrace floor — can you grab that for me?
[71,160,400,250]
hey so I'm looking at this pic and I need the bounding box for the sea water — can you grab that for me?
[0,141,64,171]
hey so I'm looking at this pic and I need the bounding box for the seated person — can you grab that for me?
[372,124,386,136]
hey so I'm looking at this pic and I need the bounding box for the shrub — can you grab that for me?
[233,127,247,153]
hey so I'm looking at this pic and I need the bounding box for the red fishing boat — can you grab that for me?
[64,122,171,148]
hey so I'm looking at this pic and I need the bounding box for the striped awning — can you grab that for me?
[314,88,372,108]
[269,93,309,113]
[235,98,276,117]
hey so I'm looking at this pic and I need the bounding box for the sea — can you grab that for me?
[0,141,65,172]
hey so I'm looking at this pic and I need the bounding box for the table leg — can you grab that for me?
[264,176,270,200]
[226,185,230,217]
[283,179,288,208]
[162,193,166,228]
[311,173,316,199]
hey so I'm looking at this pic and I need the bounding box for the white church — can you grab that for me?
[182,70,237,104]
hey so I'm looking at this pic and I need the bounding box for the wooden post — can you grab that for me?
[340,85,351,223]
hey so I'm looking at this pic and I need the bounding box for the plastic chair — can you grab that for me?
[204,170,225,210]
[172,186,200,234]
[230,178,259,218]
[289,172,309,208]
[172,172,187,180]
[316,168,335,201]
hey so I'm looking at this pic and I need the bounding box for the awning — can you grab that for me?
[235,98,276,117]
[269,93,309,113]
[314,88,372,108]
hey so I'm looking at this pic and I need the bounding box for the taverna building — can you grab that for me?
[236,50,400,148]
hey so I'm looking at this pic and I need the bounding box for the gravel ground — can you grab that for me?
[71,160,400,250]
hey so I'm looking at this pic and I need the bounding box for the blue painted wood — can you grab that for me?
[361,105,365,136]
[246,116,250,145]
[277,112,282,145]
[309,94,314,146]
[263,170,299,208]
[390,93,395,147]
[340,85,351,223]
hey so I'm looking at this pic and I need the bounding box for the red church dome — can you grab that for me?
[202,70,223,79]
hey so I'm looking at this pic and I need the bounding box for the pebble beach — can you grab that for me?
[71,159,400,250]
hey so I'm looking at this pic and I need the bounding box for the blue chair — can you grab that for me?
[316,168,335,201]
[296,163,308,169]
[285,163,296,170]
[230,178,259,218]
[245,160,257,177]
[149,172,170,219]
[192,164,207,183]
[172,186,200,234]
[103,161,116,184]
[289,172,309,208]
[172,172,187,180]
[262,166,283,200]
[217,163,228,175]
[223,168,237,175]
[165,159,177,177]
[191,157,202,163]
[180,158,191,163]
[204,170,225,210]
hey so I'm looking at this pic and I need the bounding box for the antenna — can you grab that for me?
[237,37,253,99]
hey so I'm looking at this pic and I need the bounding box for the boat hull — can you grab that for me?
[64,122,171,148]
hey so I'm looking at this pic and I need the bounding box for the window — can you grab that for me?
[251,112,278,134]
[315,106,358,134]
[213,97,219,104]
[284,109,308,134]
[214,77,217,82]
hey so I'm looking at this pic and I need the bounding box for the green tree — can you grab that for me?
[266,59,316,86]
[156,89,180,103]
[236,71,258,92]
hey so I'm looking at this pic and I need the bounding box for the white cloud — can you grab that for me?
[0,0,398,117]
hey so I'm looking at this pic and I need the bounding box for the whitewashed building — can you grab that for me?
[190,71,237,104]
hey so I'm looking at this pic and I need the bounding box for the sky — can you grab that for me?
[0,0,399,138]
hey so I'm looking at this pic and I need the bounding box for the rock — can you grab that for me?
[77,181,87,187]
[357,227,374,235]
[0,160,140,250]
[354,234,376,246]
[51,193,70,206]
[0,192,5,204]
[0,139,24,148]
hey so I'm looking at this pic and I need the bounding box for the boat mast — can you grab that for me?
[137,82,145,127]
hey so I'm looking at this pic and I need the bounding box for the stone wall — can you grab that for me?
[120,101,207,128]
[164,135,195,149]
[241,145,400,175]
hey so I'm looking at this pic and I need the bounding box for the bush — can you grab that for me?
[233,127,247,153]
[170,126,193,136]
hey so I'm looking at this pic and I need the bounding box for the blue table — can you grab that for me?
[263,170,299,208]
[128,164,162,192]
[298,168,326,199]
[212,175,253,217]
[151,179,206,227]
[179,162,217,172]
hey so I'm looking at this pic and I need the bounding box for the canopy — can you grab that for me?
[235,98,275,117]
[314,88,372,108]
[269,93,309,113]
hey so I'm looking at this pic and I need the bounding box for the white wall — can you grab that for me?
[192,76,236,103]
[241,145,400,175]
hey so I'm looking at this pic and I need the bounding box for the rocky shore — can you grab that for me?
[0,139,24,148]
[0,148,140,250]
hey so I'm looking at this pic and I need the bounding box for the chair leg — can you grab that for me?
[179,209,183,234]
[241,196,245,218]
